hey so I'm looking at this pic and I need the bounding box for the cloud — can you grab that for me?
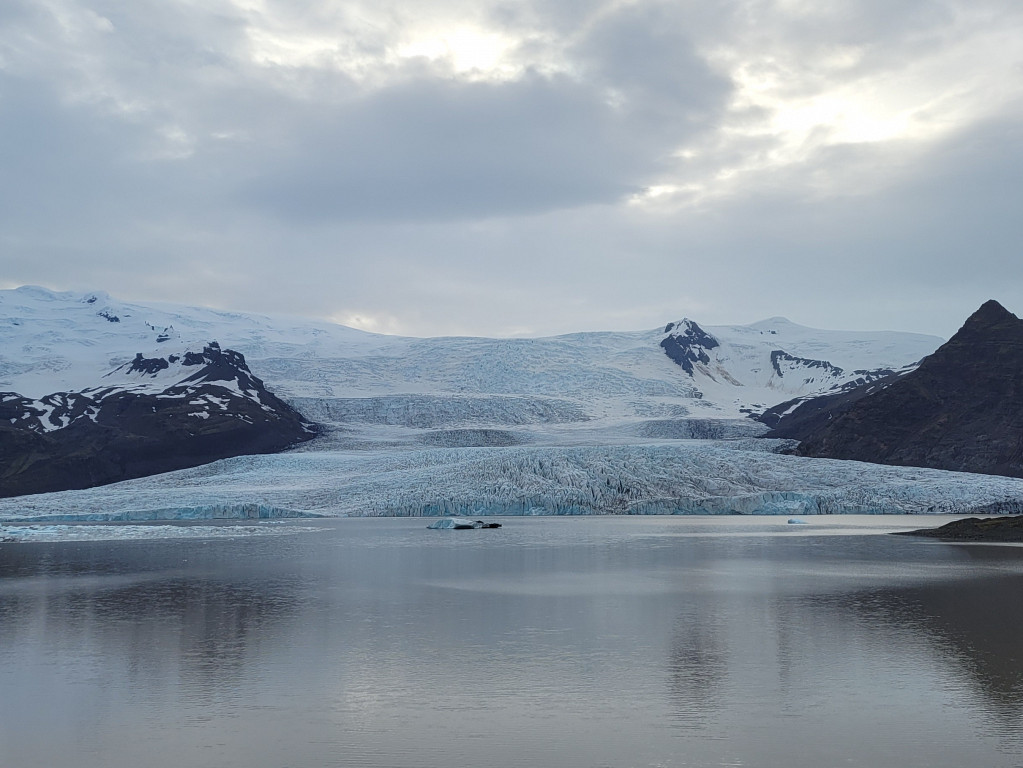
[1,0,1022,339]
[238,71,728,222]
[1,0,732,228]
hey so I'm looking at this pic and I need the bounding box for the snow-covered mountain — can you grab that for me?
[11,284,1011,520]
[6,341,291,433]
[1,340,314,497]
[1,285,940,425]
[657,317,923,416]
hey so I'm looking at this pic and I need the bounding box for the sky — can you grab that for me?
[1,0,1022,339]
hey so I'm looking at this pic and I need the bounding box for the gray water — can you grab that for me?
[2,516,1023,768]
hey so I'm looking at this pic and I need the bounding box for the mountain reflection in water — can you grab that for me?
[843,569,1023,741]
[2,517,1023,768]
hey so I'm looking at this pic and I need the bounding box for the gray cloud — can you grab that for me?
[239,70,728,221]
[1,0,1022,339]
[573,3,731,118]
[0,0,732,228]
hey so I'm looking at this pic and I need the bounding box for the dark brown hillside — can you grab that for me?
[793,300,1023,477]
[0,344,316,498]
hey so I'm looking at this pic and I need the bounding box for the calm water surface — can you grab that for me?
[2,516,1023,768]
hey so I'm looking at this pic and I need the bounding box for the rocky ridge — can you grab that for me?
[658,318,913,403]
[0,342,315,497]
[766,300,1023,478]
[895,516,1023,542]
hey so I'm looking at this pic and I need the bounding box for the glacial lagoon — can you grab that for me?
[2,515,1023,768]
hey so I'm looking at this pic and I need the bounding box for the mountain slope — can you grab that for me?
[757,370,912,439]
[658,317,920,416]
[788,300,1023,477]
[0,342,315,497]
[1,287,941,426]
[6,286,1018,518]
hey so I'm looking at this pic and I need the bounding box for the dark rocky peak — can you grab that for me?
[660,319,720,375]
[787,300,1023,478]
[769,350,844,379]
[916,299,1022,373]
[181,340,223,366]
[0,391,97,434]
[962,299,1016,329]
[758,369,907,435]
[37,392,96,430]
[126,353,170,376]
[178,342,262,392]
[1,360,315,498]
[113,342,258,393]
[944,300,1022,351]
[1,393,42,423]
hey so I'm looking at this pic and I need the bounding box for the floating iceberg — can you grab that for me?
[427,518,502,530]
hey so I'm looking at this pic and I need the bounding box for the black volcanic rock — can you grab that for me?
[177,342,262,389]
[895,516,1023,542]
[769,350,844,378]
[660,320,720,375]
[790,300,1023,477]
[759,371,907,437]
[127,353,170,375]
[0,344,316,498]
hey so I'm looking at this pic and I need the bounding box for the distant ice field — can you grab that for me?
[1,286,941,420]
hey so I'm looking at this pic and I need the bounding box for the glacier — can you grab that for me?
[5,285,1019,525]
[2,441,1022,523]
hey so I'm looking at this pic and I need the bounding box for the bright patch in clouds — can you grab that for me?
[239,4,524,83]
[246,28,343,69]
[330,312,403,335]
[645,18,1023,208]
[778,34,1013,146]
[397,26,518,77]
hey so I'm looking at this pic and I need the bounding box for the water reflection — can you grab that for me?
[667,608,727,730]
[0,535,306,748]
[656,534,1023,766]
[753,549,1023,762]
[842,571,1023,739]
[5,520,1023,768]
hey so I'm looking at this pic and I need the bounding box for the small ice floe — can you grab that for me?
[787,518,809,525]
[427,518,502,530]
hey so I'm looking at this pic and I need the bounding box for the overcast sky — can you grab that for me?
[2,0,1021,338]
